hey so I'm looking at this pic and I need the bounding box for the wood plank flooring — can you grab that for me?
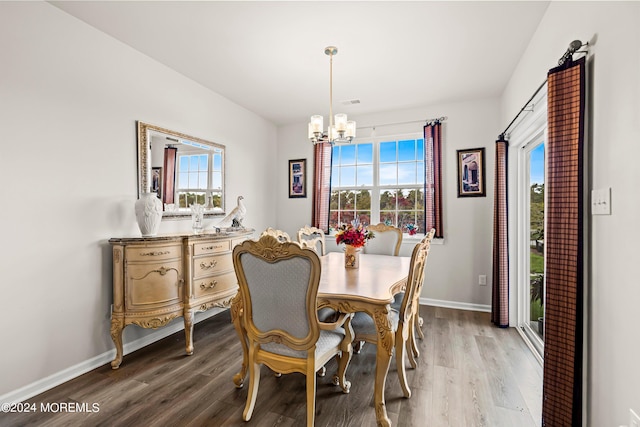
[2,306,542,426]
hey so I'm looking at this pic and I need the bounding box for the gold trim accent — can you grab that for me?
[131,314,179,329]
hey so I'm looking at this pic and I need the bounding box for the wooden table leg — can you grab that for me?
[230,293,248,388]
[372,305,394,427]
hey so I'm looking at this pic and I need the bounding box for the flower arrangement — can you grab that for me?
[335,221,375,248]
[405,223,418,236]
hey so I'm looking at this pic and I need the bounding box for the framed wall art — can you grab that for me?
[456,148,486,197]
[288,158,307,198]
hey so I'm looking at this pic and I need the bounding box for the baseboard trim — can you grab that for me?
[0,308,225,404]
[420,297,491,313]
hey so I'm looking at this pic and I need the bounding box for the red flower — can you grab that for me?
[335,222,374,248]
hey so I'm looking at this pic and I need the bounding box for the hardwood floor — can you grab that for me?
[3,306,542,426]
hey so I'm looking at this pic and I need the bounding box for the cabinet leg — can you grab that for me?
[184,310,194,355]
[110,316,124,369]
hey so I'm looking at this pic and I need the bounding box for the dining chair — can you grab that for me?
[391,229,435,366]
[297,225,326,255]
[363,223,403,256]
[232,234,354,426]
[350,232,432,398]
[259,227,292,242]
[297,225,336,331]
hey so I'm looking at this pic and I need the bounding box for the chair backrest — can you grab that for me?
[297,225,326,256]
[363,223,403,256]
[398,229,435,324]
[233,234,321,352]
[259,227,292,242]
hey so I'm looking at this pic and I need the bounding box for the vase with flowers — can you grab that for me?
[335,220,374,268]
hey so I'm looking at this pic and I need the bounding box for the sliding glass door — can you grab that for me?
[519,136,545,356]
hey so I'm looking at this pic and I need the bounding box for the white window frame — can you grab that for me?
[330,132,425,237]
[507,86,547,363]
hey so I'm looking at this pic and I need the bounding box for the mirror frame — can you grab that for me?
[137,121,226,218]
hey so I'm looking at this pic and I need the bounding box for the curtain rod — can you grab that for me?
[499,40,588,141]
[498,79,547,140]
[358,116,447,130]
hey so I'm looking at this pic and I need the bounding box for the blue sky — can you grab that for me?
[530,143,545,185]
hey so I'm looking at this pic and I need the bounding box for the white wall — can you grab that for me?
[276,98,500,308]
[501,2,640,425]
[0,2,275,397]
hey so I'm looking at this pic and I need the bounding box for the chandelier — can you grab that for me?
[308,46,356,145]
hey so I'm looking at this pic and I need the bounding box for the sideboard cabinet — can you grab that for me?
[109,229,253,368]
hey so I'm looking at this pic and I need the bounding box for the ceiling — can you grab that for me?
[51,1,550,126]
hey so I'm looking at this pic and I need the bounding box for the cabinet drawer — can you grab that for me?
[126,244,181,262]
[125,260,183,311]
[193,271,237,298]
[194,240,231,256]
[193,253,234,278]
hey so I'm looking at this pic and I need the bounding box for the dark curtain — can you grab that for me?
[424,122,443,238]
[491,138,509,327]
[542,56,585,427]
[312,142,332,233]
[163,146,177,205]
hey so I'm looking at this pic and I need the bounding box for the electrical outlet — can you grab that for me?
[478,275,487,286]
[630,409,640,427]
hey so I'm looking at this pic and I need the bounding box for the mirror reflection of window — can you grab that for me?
[138,121,225,217]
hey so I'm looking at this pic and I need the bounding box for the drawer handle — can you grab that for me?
[132,266,179,280]
[200,280,218,290]
[202,245,224,251]
[200,260,218,270]
[140,251,170,257]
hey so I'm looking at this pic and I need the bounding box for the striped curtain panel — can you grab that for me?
[424,123,443,238]
[312,142,333,233]
[163,146,177,205]
[542,56,586,427]
[491,138,509,327]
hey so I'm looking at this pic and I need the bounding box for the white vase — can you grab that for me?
[135,192,163,237]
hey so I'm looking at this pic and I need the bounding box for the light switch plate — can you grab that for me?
[591,187,611,215]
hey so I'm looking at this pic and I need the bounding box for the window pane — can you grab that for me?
[330,190,339,210]
[340,145,356,165]
[340,166,356,186]
[357,143,373,163]
[212,171,222,189]
[380,141,397,162]
[398,163,416,185]
[399,189,416,210]
[341,190,354,209]
[357,165,373,186]
[356,211,371,225]
[199,154,208,170]
[179,172,188,187]
[179,156,189,170]
[199,171,207,188]
[190,156,198,170]
[213,153,222,170]
[398,140,416,161]
[189,173,198,188]
[380,190,396,210]
[379,164,397,185]
[380,211,396,226]
[356,190,371,210]
[417,139,424,160]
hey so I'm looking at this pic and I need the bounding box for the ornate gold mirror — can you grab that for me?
[137,121,225,218]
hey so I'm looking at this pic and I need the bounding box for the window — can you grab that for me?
[329,136,425,234]
[176,141,223,209]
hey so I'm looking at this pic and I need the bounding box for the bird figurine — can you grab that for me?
[215,196,246,229]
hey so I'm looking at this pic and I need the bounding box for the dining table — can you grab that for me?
[230,251,411,427]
